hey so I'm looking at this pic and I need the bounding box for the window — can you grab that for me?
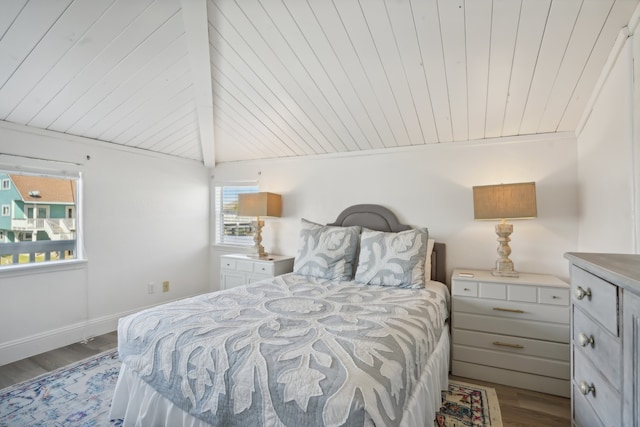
[214,184,258,245]
[0,170,81,267]
[1,179,9,190]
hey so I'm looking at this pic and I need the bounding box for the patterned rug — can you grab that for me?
[0,349,121,426]
[435,380,503,427]
[0,350,501,426]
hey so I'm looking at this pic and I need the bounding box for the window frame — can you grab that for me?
[214,183,259,247]
[0,168,84,272]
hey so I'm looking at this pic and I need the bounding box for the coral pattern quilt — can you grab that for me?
[117,273,448,426]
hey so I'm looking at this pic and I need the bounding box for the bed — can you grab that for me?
[109,204,450,426]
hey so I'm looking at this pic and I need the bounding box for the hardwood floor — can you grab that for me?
[0,331,118,389]
[0,333,571,426]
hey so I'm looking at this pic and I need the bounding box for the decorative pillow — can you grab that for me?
[293,219,361,280]
[355,228,429,289]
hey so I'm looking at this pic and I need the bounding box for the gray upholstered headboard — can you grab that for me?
[327,204,447,285]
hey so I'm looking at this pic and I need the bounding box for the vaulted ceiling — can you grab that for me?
[1,0,638,167]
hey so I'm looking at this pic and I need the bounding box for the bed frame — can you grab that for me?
[327,204,446,284]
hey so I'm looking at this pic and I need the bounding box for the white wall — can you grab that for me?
[212,134,579,287]
[0,122,211,364]
[576,34,638,253]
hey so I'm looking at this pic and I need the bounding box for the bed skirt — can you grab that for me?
[109,327,450,427]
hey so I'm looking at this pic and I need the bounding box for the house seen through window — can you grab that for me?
[214,185,258,245]
[0,171,79,267]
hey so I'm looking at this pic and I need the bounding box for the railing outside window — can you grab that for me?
[0,240,76,265]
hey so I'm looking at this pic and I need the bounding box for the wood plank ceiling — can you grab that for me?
[0,0,638,167]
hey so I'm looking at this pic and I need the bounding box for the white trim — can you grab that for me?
[181,0,215,167]
[0,120,205,168]
[576,26,632,137]
[0,259,87,279]
[0,292,204,366]
[215,131,577,167]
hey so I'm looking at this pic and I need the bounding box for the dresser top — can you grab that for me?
[565,252,640,295]
[452,268,568,288]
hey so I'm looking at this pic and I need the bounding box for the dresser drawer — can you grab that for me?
[508,285,537,303]
[454,297,569,324]
[453,312,569,342]
[453,329,569,361]
[236,260,254,272]
[574,349,621,427]
[573,307,622,389]
[573,384,605,427]
[571,265,619,335]
[452,281,478,297]
[479,282,506,299]
[221,258,237,270]
[254,262,275,275]
[539,287,569,306]
[454,344,569,379]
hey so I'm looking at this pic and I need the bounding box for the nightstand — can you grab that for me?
[451,268,571,397]
[220,254,294,290]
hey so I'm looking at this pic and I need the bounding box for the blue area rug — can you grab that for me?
[0,350,121,427]
[0,349,501,426]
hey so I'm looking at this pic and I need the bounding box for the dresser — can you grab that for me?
[565,252,640,427]
[451,268,571,397]
[220,253,294,290]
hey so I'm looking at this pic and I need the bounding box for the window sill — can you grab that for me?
[0,259,88,279]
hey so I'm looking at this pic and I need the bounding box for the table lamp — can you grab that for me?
[237,192,282,258]
[473,182,537,277]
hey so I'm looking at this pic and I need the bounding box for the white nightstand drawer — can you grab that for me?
[453,345,570,379]
[454,297,569,324]
[571,265,619,335]
[454,312,570,342]
[254,262,275,275]
[573,307,622,389]
[236,260,254,272]
[539,287,569,306]
[479,282,506,299]
[453,329,570,361]
[508,285,537,303]
[452,281,478,297]
[221,259,237,270]
[574,348,621,427]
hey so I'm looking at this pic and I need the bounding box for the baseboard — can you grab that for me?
[0,311,124,366]
[0,293,203,366]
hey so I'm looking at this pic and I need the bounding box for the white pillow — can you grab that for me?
[354,228,429,289]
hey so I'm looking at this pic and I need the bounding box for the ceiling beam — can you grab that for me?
[182,0,215,167]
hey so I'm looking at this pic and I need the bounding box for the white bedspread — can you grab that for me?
[110,275,450,426]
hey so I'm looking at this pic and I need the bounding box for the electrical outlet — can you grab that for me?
[162,280,170,292]
[148,282,155,294]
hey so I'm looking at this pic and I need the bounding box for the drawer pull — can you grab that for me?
[493,307,525,314]
[464,287,470,291]
[575,286,592,300]
[492,341,524,349]
[552,295,560,299]
[578,332,595,348]
[579,381,596,396]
